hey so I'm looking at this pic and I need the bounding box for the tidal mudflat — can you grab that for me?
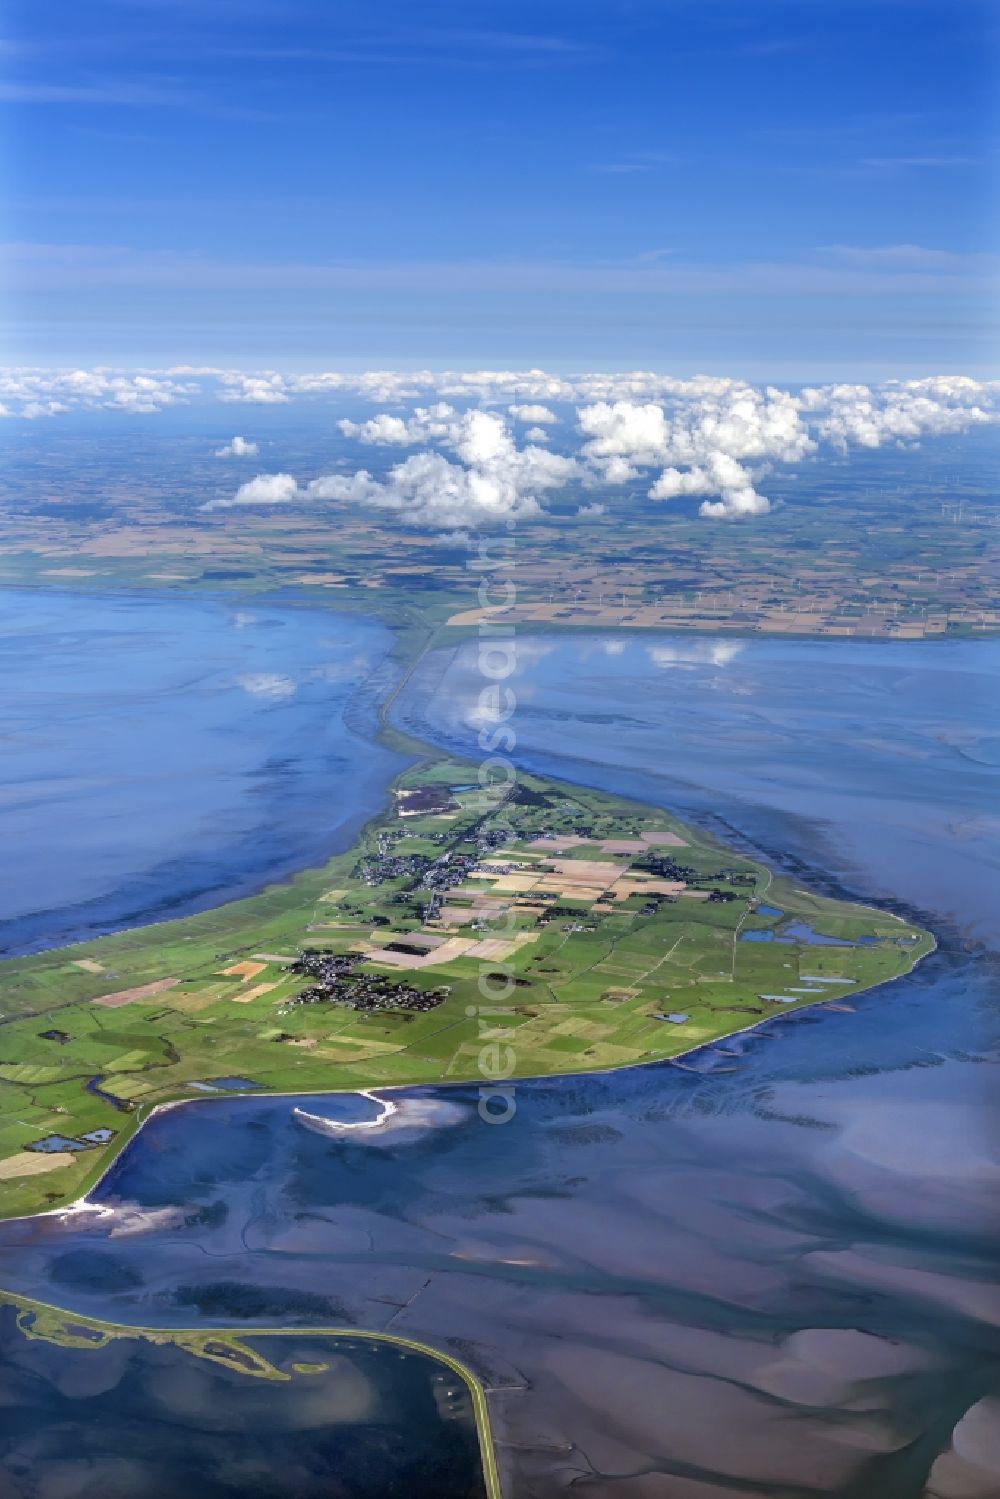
[0,590,404,955]
[0,622,996,1495]
[0,963,996,1497]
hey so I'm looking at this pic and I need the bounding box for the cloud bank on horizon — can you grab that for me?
[2,367,996,524]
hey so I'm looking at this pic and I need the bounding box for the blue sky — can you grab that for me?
[2,0,996,374]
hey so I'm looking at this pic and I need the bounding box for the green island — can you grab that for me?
[0,1288,502,1499]
[0,753,933,1221]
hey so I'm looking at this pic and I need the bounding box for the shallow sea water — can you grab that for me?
[0,589,405,954]
[0,620,997,1496]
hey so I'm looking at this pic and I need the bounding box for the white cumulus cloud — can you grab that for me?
[214,435,259,457]
[1,363,996,525]
[0,367,195,417]
[508,403,558,424]
[218,372,289,404]
[205,472,300,510]
[311,409,577,529]
[337,403,457,445]
[797,377,996,450]
[311,373,1000,524]
[576,383,814,517]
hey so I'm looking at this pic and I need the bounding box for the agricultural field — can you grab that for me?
[0,427,997,642]
[0,759,934,1220]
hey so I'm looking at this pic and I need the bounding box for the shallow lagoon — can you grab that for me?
[0,1309,487,1499]
[0,617,998,1495]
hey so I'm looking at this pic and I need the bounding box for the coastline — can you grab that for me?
[4,573,998,644]
[0,595,939,1224]
[4,925,938,1233]
[0,586,980,1499]
[0,583,981,965]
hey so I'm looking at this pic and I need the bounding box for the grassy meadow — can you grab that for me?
[0,757,933,1219]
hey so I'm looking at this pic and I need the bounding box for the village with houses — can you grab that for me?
[0,760,932,1219]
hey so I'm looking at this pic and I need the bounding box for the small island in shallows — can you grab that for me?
[0,759,933,1219]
